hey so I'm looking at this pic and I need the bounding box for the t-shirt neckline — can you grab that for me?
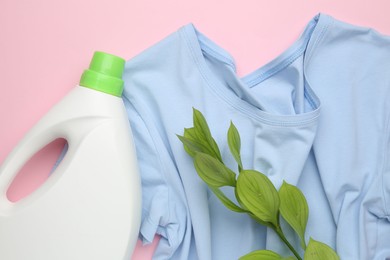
[179,13,332,127]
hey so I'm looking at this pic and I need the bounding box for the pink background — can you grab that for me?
[1,1,389,259]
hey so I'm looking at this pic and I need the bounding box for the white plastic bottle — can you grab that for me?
[0,51,141,259]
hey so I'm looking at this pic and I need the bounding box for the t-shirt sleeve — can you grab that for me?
[124,98,169,242]
[121,30,193,259]
[123,97,187,259]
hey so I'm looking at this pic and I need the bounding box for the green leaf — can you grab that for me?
[186,127,215,154]
[239,249,285,260]
[177,134,211,158]
[184,127,213,153]
[235,187,247,210]
[236,170,280,227]
[234,188,274,228]
[304,238,340,260]
[194,152,236,187]
[279,181,309,250]
[209,186,246,213]
[192,108,222,161]
[227,121,243,171]
[183,127,198,140]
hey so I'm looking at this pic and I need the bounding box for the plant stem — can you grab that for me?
[274,225,302,260]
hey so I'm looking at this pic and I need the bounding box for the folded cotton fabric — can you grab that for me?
[123,13,390,259]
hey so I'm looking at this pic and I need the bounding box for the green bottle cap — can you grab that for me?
[79,51,125,97]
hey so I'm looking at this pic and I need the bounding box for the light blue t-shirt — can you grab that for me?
[123,13,390,259]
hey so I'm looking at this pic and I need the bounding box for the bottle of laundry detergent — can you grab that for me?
[0,51,141,259]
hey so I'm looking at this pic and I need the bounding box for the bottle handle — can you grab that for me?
[0,121,63,208]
